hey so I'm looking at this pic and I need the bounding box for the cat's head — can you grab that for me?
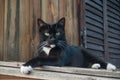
[37,17,67,49]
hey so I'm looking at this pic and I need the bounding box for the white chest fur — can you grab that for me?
[43,47,52,55]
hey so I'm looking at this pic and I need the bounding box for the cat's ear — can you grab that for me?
[58,17,65,27]
[37,18,47,29]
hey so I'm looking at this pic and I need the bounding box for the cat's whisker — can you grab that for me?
[60,44,66,48]
[57,42,67,50]
[59,40,68,43]
[58,45,65,50]
[58,41,68,47]
[38,41,48,48]
[61,42,68,47]
[57,43,63,49]
[34,41,48,55]
[34,47,43,55]
[59,40,66,42]
[59,42,67,46]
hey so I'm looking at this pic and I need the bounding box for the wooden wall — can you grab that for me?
[0,0,80,61]
[0,0,5,61]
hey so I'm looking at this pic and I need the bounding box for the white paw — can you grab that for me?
[20,65,33,74]
[91,63,101,69]
[107,63,116,71]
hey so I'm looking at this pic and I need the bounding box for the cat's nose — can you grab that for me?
[49,38,56,44]
[51,38,55,41]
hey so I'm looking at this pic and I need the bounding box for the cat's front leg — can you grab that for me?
[20,57,41,74]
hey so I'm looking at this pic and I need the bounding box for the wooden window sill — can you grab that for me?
[0,61,120,80]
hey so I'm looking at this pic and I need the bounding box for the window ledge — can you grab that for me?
[0,61,120,80]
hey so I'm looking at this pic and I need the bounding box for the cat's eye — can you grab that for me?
[44,32,50,36]
[56,32,60,36]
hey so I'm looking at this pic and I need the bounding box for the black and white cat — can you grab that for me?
[20,17,116,74]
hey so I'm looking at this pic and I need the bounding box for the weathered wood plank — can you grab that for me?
[73,0,79,45]
[19,0,31,61]
[59,0,79,45]
[50,0,59,22]
[3,0,8,61]
[0,74,38,80]
[29,0,42,58]
[3,0,20,61]
[0,67,120,80]
[0,61,23,67]
[41,0,59,22]
[0,61,120,79]
[7,0,20,61]
[59,0,66,18]
[41,0,50,22]
[0,61,120,80]
[66,0,74,45]
[0,0,5,60]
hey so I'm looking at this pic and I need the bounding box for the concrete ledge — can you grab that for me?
[0,61,120,80]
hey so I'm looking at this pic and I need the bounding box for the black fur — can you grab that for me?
[23,17,108,69]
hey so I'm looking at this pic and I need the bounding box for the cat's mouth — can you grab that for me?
[45,40,68,49]
[37,40,68,53]
[50,44,56,48]
[45,44,56,48]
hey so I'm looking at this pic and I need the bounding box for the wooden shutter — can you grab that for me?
[85,0,104,58]
[107,0,120,67]
[84,0,120,67]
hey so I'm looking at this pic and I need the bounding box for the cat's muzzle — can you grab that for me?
[47,38,57,48]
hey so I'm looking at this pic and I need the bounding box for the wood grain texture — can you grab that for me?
[3,0,8,61]
[29,0,41,58]
[0,67,119,80]
[0,75,39,80]
[0,0,5,60]
[7,0,19,61]
[19,0,31,61]
[3,0,20,61]
[0,61,120,80]
[59,0,79,45]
